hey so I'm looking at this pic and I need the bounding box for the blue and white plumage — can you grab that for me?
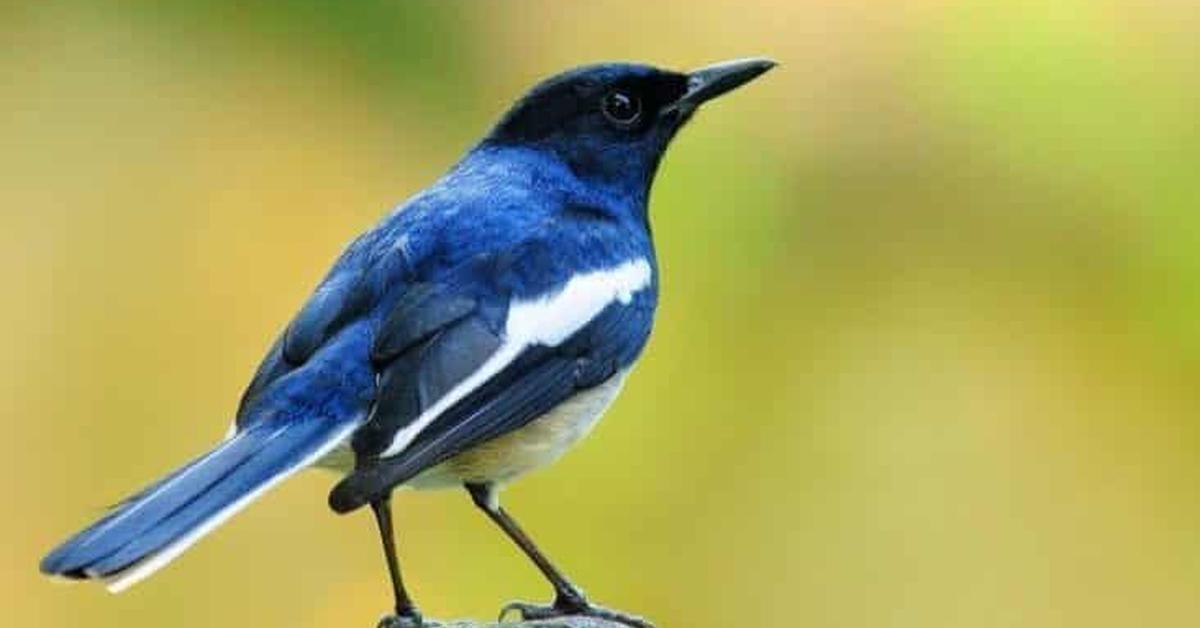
[41,57,775,624]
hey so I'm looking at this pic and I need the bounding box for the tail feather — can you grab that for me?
[44,435,266,576]
[40,418,355,592]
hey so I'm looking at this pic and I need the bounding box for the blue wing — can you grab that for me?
[328,293,654,513]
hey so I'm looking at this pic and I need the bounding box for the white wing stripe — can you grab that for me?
[380,258,652,458]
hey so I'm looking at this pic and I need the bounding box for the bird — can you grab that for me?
[40,57,776,627]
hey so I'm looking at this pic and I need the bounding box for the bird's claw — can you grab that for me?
[498,598,653,627]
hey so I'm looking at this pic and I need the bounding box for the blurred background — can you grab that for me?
[4,1,1199,626]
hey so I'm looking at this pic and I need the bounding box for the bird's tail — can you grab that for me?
[40,417,356,592]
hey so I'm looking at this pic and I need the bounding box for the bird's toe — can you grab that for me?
[497,598,652,627]
[378,611,435,628]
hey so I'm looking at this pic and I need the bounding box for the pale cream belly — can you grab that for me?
[316,370,629,489]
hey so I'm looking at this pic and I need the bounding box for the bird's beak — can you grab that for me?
[665,57,777,115]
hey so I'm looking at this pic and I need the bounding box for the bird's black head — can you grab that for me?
[484,58,776,200]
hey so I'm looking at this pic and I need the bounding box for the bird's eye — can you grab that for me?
[601,90,642,126]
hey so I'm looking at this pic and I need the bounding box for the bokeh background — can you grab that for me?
[4,1,1199,626]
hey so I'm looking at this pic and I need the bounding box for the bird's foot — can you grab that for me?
[377,608,431,628]
[499,591,652,627]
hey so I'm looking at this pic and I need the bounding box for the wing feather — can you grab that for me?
[351,314,503,458]
[329,351,577,512]
[371,283,478,365]
[329,298,652,513]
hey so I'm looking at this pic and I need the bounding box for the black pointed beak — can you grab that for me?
[665,57,777,114]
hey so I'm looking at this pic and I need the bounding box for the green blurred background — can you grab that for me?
[4,1,1199,626]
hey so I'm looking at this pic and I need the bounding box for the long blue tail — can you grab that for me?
[40,418,355,592]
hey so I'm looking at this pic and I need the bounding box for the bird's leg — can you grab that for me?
[465,483,653,628]
[370,495,425,628]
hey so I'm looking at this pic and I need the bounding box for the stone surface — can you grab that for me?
[412,620,633,628]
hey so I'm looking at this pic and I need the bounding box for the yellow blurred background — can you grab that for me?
[4,1,1199,626]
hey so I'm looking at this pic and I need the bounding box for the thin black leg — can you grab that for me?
[370,495,423,626]
[465,482,584,606]
[465,482,652,627]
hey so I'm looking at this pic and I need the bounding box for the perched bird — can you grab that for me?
[41,57,775,627]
